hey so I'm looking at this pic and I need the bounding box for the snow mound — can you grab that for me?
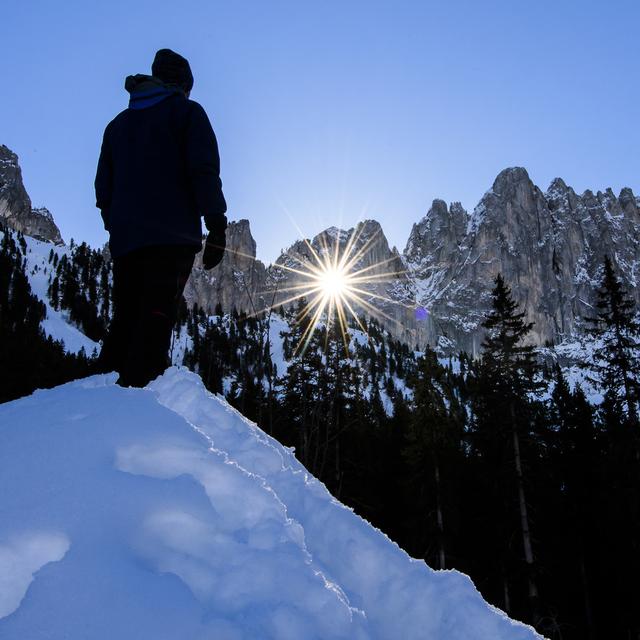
[0,368,542,639]
[0,532,69,618]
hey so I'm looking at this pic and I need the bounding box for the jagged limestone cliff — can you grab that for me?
[405,168,640,354]
[185,219,268,315]
[0,145,63,245]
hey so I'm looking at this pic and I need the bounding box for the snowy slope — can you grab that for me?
[0,368,542,640]
[3,228,100,355]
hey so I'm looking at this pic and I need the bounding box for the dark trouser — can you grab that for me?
[98,245,195,387]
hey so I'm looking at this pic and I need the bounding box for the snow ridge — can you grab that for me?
[0,369,542,639]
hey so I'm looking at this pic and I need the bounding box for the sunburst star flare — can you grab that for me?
[266,222,415,355]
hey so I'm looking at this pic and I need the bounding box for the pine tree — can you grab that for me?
[474,273,545,624]
[480,274,542,396]
[48,275,60,310]
[585,255,640,428]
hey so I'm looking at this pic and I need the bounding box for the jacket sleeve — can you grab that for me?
[185,102,228,234]
[94,126,113,231]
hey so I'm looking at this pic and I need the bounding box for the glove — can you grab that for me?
[202,229,226,270]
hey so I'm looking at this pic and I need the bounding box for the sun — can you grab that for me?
[317,265,350,300]
[265,222,409,355]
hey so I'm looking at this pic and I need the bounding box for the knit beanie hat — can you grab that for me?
[152,49,194,93]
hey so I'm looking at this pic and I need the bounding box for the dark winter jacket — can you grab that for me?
[95,75,227,258]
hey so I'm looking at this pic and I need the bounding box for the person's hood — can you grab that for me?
[124,74,185,110]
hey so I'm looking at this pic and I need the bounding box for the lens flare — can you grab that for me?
[318,266,348,299]
[266,222,411,355]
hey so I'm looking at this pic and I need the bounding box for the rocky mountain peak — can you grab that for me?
[491,166,532,193]
[619,188,639,219]
[429,198,448,216]
[448,202,469,245]
[546,177,573,202]
[356,218,383,234]
[224,218,258,271]
[0,144,64,244]
[26,207,64,245]
[275,219,393,273]
[548,176,568,192]
[185,219,268,315]
[351,218,391,253]
[489,166,540,211]
[405,199,468,272]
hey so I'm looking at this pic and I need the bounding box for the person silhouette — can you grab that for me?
[95,48,227,387]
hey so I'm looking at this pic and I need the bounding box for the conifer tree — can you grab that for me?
[474,273,545,623]
[586,255,640,428]
[480,274,542,396]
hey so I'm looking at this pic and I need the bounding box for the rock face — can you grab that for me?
[405,168,640,354]
[0,145,64,244]
[184,219,268,315]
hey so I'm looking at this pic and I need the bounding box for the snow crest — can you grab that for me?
[0,368,543,639]
[0,532,70,619]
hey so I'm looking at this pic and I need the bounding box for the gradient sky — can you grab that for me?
[2,0,638,264]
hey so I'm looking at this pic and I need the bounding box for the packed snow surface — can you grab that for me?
[0,368,542,639]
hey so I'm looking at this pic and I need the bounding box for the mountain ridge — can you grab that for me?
[2,143,637,354]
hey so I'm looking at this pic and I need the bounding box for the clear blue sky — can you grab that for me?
[2,0,638,264]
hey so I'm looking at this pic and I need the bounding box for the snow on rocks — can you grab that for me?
[0,368,543,639]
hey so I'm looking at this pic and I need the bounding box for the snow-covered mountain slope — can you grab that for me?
[1,226,100,355]
[0,368,542,640]
[21,232,100,355]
